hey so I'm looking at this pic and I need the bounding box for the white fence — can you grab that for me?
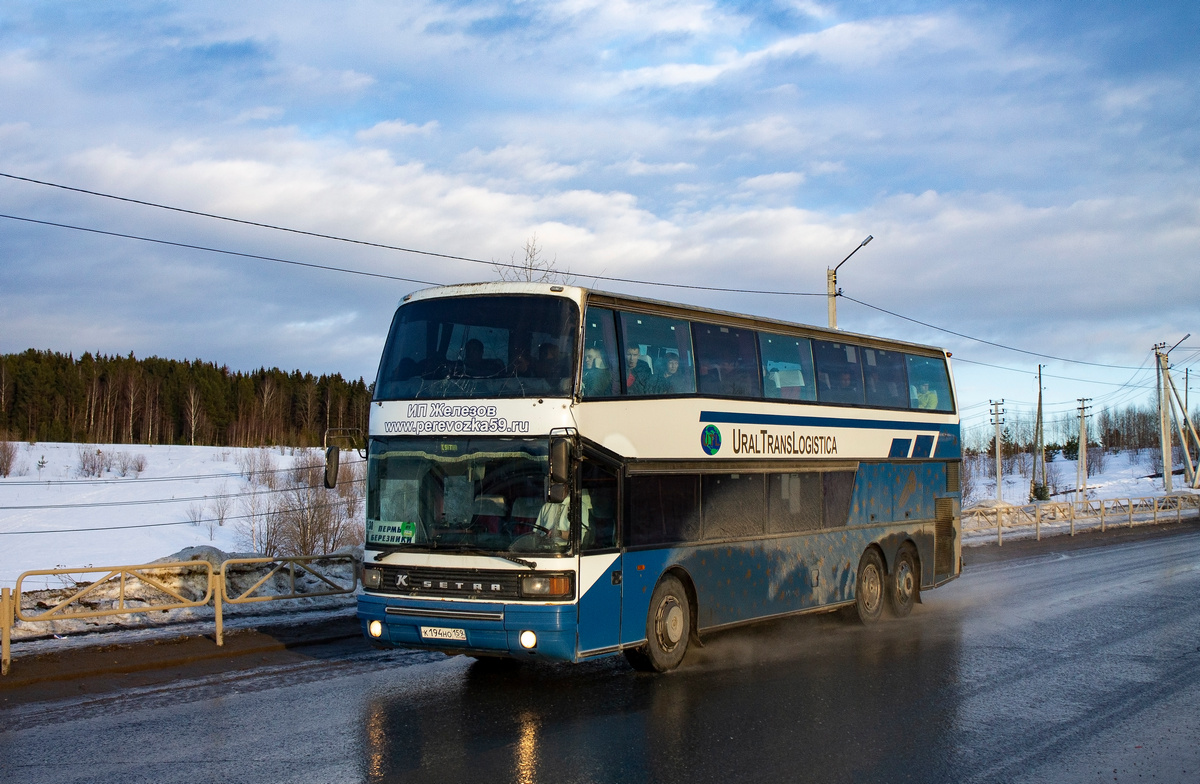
[963,493,1200,545]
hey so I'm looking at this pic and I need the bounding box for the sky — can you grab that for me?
[1,0,1198,443]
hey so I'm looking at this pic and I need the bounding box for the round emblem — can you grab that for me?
[700,424,722,455]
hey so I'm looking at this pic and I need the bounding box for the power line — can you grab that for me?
[0,172,828,298]
[842,295,1147,371]
[0,212,441,287]
[0,462,307,487]
[0,170,1172,367]
[0,470,362,511]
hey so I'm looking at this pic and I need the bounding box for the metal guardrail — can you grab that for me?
[215,554,358,645]
[2,554,358,676]
[963,493,1200,545]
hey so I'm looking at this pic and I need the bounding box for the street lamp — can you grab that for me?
[826,235,873,330]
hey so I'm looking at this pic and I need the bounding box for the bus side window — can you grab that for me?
[906,354,955,412]
[768,473,822,532]
[822,471,856,528]
[693,323,762,398]
[702,474,766,539]
[617,311,696,396]
[580,460,619,551]
[759,332,816,402]
[627,475,700,546]
[581,307,620,398]
[862,348,908,409]
[813,340,865,405]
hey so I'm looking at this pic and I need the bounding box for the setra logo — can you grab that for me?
[700,424,722,455]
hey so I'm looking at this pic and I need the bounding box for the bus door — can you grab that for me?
[576,455,622,655]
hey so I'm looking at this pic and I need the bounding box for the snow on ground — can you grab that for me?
[966,449,1182,508]
[3,442,1193,590]
[0,442,1195,649]
[0,442,331,588]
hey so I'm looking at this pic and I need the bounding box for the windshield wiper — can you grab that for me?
[371,544,417,561]
[450,548,538,570]
[370,543,536,570]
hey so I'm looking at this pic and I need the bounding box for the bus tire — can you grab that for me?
[638,575,691,672]
[854,548,885,624]
[887,544,919,618]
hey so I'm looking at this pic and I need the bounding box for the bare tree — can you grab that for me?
[184,385,204,446]
[493,234,573,284]
[0,438,16,478]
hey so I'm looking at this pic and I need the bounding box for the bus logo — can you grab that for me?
[701,424,722,455]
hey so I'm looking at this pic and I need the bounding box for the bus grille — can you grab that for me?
[945,461,960,493]
[935,498,955,575]
[373,566,523,600]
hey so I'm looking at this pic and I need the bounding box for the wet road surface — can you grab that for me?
[2,525,1199,783]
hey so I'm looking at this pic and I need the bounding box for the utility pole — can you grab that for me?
[1076,398,1091,503]
[1155,343,1173,492]
[991,400,1005,502]
[1159,338,1200,490]
[1031,365,1047,500]
[826,235,873,330]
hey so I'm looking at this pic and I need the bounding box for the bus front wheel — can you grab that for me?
[854,548,885,624]
[627,575,691,672]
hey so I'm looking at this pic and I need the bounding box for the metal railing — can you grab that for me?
[215,554,358,645]
[963,493,1200,545]
[2,553,358,676]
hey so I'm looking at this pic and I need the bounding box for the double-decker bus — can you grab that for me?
[345,281,961,672]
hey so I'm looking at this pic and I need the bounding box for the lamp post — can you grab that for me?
[826,235,873,330]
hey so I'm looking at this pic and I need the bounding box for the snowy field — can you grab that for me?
[966,448,1187,509]
[2,441,1194,590]
[0,441,360,589]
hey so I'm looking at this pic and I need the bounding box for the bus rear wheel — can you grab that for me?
[887,544,919,618]
[854,548,885,624]
[627,575,691,672]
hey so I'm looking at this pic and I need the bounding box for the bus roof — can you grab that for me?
[399,281,950,358]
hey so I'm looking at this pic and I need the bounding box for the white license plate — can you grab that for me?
[421,626,467,641]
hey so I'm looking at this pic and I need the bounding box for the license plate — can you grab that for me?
[421,626,467,641]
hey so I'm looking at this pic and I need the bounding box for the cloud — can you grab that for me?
[738,172,806,191]
[456,144,583,184]
[356,119,440,141]
[616,157,697,176]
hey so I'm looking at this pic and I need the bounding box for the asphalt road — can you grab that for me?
[2,522,1199,784]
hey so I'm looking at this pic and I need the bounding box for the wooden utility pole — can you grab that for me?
[1076,398,1091,502]
[1031,365,1047,500]
[1156,343,1173,492]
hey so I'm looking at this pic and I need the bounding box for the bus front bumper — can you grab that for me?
[358,593,577,662]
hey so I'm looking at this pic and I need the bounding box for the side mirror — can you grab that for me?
[324,446,340,489]
[550,438,570,484]
[547,437,571,503]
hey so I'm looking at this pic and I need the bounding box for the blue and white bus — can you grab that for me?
[349,282,961,671]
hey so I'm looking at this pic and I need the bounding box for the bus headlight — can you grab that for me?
[519,630,537,649]
[362,567,382,589]
[369,620,383,638]
[519,574,573,599]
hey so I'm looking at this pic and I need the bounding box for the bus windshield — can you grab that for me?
[374,295,579,400]
[366,437,572,556]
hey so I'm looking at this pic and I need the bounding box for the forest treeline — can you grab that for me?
[0,349,371,447]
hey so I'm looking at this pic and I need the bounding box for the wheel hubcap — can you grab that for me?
[897,563,914,600]
[862,565,882,611]
[657,597,684,650]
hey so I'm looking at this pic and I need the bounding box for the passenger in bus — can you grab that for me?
[916,381,939,410]
[509,348,532,376]
[625,345,655,395]
[462,339,503,377]
[582,347,613,396]
[717,357,756,397]
[534,342,567,380]
[657,353,686,393]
